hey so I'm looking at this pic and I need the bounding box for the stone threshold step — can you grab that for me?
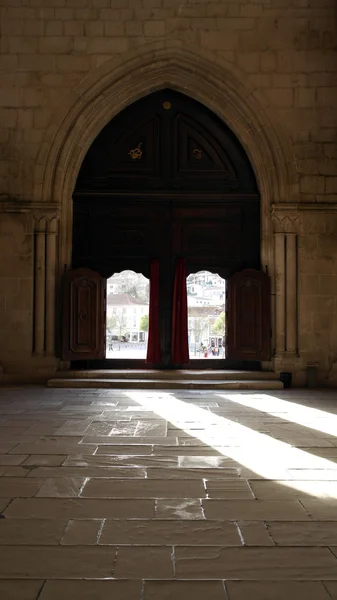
[47,378,283,390]
[52,369,279,381]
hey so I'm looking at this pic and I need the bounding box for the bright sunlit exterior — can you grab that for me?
[187,271,226,359]
[106,271,149,359]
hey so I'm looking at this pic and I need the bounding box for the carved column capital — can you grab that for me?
[272,209,300,234]
[34,216,47,234]
[47,216,59,234]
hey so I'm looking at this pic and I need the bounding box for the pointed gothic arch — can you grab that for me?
[36,41,298,369]
[36,41,297,275]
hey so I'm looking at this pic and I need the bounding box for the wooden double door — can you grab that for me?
[63,197,271,368]
[61,89,271,368]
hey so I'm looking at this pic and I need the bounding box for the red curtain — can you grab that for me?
[171,258,189,365]
[146,259,162,364]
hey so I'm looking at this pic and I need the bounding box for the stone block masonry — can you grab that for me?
[0,0,336,384]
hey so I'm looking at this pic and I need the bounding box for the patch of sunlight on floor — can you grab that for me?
[126,391,337,500]
[221,393,337,437]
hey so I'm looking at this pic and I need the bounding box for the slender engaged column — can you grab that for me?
[274,233,286,354]
[46,218,58,356]
[34,218,46,355]
[286,233,297,353]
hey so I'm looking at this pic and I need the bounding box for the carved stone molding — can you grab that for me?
[274,231,298,358]
[272,210,300,234]
[0,198,60,214]
[33,216,59,357]
[33,216,59,234]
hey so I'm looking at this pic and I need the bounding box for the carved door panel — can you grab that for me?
[62,268,106,361]
[227,269,271,361]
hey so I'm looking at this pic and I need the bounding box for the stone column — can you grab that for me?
[285,233,297,353]
[45,218,58,356]
[274,233,286,354]
[34,217,47,355]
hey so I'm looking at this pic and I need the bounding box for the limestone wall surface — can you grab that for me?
[0,0,336,383]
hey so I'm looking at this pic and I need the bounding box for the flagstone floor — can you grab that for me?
[0,386,337,599]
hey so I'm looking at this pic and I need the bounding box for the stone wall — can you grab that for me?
[0,0,336,384]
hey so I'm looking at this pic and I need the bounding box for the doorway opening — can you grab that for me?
[187,271,226,360]
[106,270,150,359]
[65,89,266,370]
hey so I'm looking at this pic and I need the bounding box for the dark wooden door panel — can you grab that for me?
[227,269,271,361]
[75,90,258,196]
[72,199,170,278]
[62,268,106,361]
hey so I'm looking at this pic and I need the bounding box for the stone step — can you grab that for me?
[48,378,283,390]
[51,369,279,381]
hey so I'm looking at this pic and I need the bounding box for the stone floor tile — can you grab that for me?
[4,497,155,518]
[0,442,20,453]
[324,582,337,598]
[64,453,165,468]
[27,466,146,478]
[268,522,337,546]
[22,455,67,466]
[100,519,240,546]
[202,499,310,520]
[143,580,227,599]
[2,466,30,477]
[84,421,136,436]
[147,467,239,479]
[250,480,337,500]
[135,420,167,437]
[0,419,39,427]
[174,546,337,579]
[237,521,274,546]
[54,420,93,435]
[25,424,59,435]
[35,477,86,497]
[0,519,67,545]
[288,469,337,480]
[300,500,337,519]
[0,545,117,578]
[82,478,206,498]
[85,420,167,437]
[95,445,153,455]
[152,446,225,456]
[225,581,331,599]
[0,580,44,599]
[114,546,173,578]
[82,436,177,445]
[205,480,254,499]
[1,387,337,590]
[32,436,84,445]
[156,499,204,519]
[61,519,103,544]
[0,454,29,465]
[0,477,44,497]
[304,448,337,458]
[178,455,235,467]
[39,580,141,600]
[1,436,47,445]
[0,426,31,436]
[0,498,11,513]
[10,443,97,455]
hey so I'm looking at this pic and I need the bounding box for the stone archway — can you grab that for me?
[36,41,298,369]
